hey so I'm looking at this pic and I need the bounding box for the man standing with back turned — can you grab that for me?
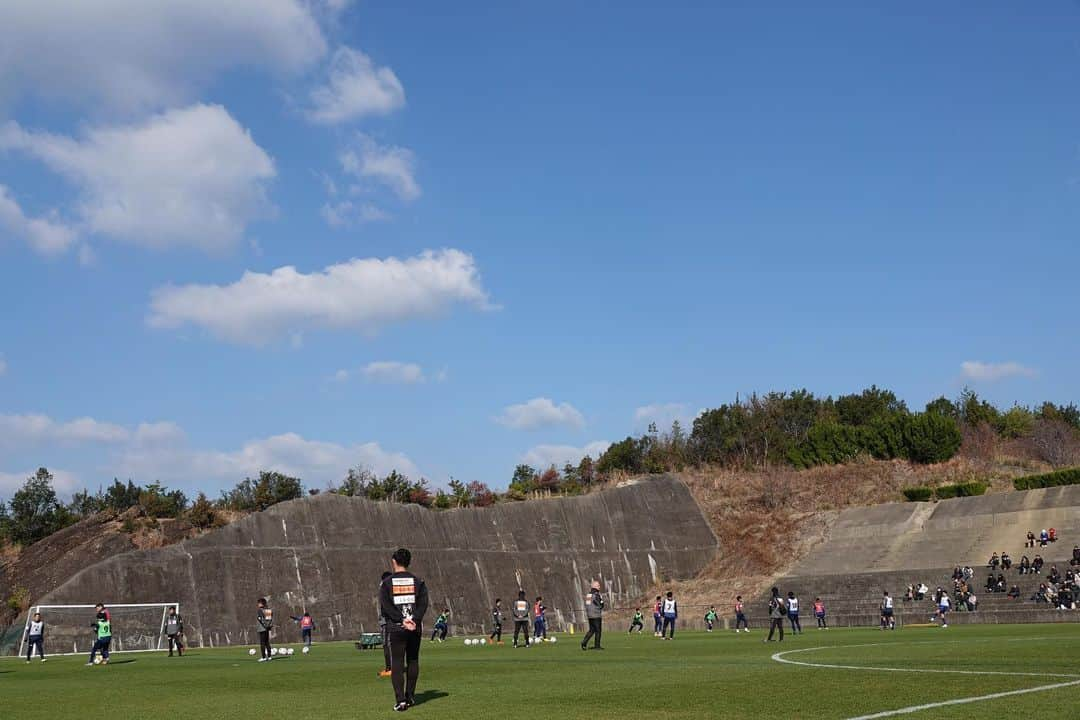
[581,580,605,651]
[379,548,429,712]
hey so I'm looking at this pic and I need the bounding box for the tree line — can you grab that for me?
[2,386,1077,547]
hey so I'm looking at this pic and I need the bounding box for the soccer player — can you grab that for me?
[661,591,678,639]
[734,596,749,632]
[936,591,951,628]
[430,609,449,642]
[652,595,663,636]
[489,598,504,645]
[628,607,645,634]
[87,604,112,666]
[511,590,531,648]
[165,606,184,657]
[24,612,46,663]
[290,612,315,648]
[581,580,605,651]
[379,571,393,678]
[704,606,718,632]
[880,591,895,630]
[379,547,429,712]
[765,588,785,643]
[786,591,801,634]
[256,597,274,661]
[813,597,827,629]
[533,596,548,641]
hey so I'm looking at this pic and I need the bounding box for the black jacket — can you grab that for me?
[379,571,429,632]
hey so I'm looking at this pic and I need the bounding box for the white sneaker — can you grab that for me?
[258,657,268,662]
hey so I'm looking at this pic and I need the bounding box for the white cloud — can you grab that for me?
[523,441,611,469]
[117,430,420,489]
[960,361,1037,382]
[0,184,78,255]
[341,135,420,202]
[361,361,426,384]
[497,397,585,431]
[0,468,81,498]
[0,0,326,112]
[148,248,493,345]
[308,47,405,124]
[0,105,275,252]
[0,413,130,446]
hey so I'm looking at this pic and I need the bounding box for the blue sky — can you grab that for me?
[1,1,1077,498]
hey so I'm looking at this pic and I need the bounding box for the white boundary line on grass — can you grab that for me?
[771,642,1080,719]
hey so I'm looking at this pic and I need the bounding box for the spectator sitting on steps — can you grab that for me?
[904,585,914,602]
[1049,527,1057,543]
[1059,585,1075,610]
[1007,585,1020,599]
[1040,529,1049,547]
[1034,583,1050,603]
[916,583,928,600]
[1049,566,1061,585]
[985,574,996,592]
[1019,556,1031,575]
[988,553,1000,570]
[996,574,1006,593]
[1071,545,1080,567]
[1033,555,1044,574]
[1026,530,1036,548]
[966,592,977,611]
[1001,552,1012,571]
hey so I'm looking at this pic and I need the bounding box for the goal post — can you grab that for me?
[16,602,180,658]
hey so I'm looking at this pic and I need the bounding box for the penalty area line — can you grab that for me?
[770,643,1080,719]
[843,678,1080,719]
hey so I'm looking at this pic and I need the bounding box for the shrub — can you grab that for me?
[787,423,864,468]
[187,493,217,529]
[1013,467,1080,490]
[902,486,933,502]
[935,481,987,500]
[902,412,962,464]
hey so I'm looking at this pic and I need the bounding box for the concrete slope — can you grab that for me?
[791,485,1080,576]
[22,475,717,651]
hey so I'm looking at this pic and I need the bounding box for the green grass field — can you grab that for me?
[4,624,1079,719]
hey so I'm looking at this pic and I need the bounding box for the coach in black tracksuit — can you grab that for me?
[581,580,605,650]
[379,548,429,712]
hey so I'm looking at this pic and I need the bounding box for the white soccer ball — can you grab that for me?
[302,646,310,654]
[271,648,279,656]
[479,638,486,645]
[549,637,557,643]
[248,648,256,656]
[93,657,102,665]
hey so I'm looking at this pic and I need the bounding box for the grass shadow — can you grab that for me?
[412,689,449,706]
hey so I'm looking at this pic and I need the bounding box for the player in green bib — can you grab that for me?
[628,608,645,634]
[704,606,719,632]
[87,604,112,666]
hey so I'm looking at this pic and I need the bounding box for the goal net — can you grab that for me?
[18,603,180,657]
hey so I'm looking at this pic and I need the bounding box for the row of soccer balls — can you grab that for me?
[463,637,557,646]
[247,647,309,656]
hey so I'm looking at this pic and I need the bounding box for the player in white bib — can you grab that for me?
[879,591,895,630]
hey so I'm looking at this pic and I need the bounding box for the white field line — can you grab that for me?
[771,642,1080,719]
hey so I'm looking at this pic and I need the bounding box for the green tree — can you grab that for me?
[924,396,958,418]
[448,478,471,507]
[68,489,104,518]
[998,405,1035,439]
[8,468,74,545]
[596,437,646,475]
[187,492,217,529]
[105,479,142,511]
[433,491,452,509]
[958,387,1000,428]
[835,386,907,426]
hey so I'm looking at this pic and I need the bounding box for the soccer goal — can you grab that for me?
[17,602,181,658]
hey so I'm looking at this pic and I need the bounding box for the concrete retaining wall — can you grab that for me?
[17,476,717,651]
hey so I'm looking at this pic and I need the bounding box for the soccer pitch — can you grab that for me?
[5,625,1078,719]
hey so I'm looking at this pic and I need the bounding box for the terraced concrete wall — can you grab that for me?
[23,476,717,650]
[791,486,1080,576]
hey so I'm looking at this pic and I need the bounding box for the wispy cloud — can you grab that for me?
[307,47,405,124]
[361,361,426,384]
[960,361,1037,382]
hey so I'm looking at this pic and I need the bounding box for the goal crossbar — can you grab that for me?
[16,602,180,659]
